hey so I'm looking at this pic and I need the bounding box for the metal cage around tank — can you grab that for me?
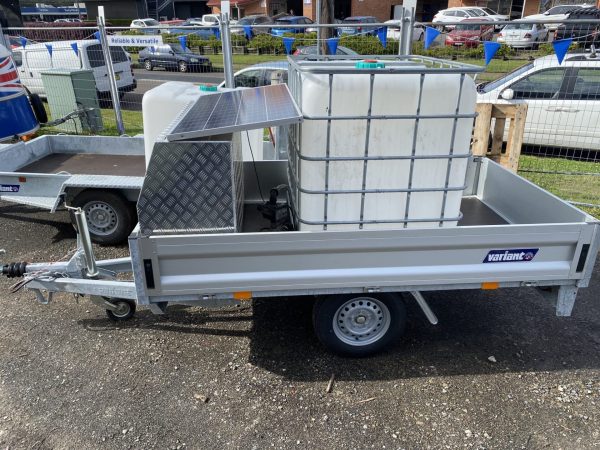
[286,55,485,231]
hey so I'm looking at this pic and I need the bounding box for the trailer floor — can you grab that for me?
[20,153,146,177]
[242,197,507,232]
[1,200,599,449]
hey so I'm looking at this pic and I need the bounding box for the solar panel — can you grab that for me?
[164,84,303,141]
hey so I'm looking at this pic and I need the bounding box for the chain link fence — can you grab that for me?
[3,17,600,215]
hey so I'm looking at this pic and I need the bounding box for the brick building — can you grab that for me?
[211,0,600,21]
[209,0,406,21]
[26,0,600,21]
[448,0,600,18]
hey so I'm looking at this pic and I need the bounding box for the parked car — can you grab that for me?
[555,7,600,48]
[466,6,509,21]
[8,35,30,49]
[445,18,494,47]
[271,16,316,35]
[384,20,425,41]
[11,40,136,98]
[200,14,220,26]
[293,45,358,55]
[164,20,215,38]
[232,14,274,36]
[497,20,548,48]
[218,61,288,88]
[477,53,600,150]
[524,4,592,31]
[337,16,379,36]
[433,7,481,29]
[496,19,548,48]
[464,6,509,30]
[130,18,161,35]
[139,43,211,73]
[180,17,203,25]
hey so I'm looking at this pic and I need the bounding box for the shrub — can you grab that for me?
[107,18,135,27]
[248,33,283,53]
[120,29,143,36]
[537,41,579,56]
[411,41,509,60]
[339,34,396,55]
[231,33,248,46]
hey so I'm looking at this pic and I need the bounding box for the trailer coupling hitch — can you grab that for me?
[2,261,28,278]
[0,250,27,279]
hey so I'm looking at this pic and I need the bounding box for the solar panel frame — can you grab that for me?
[164,84,303,142]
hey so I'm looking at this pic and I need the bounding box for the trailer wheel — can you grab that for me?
[71,191,134,245]
[313,294,406,357]
[105,298,136,321]
[29,93,48,124]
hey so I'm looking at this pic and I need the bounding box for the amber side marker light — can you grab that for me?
[233,291,252,300]
[481,282,500,290]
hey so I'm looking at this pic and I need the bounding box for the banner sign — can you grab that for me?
[21,6,87,15]
[107,35,163,47]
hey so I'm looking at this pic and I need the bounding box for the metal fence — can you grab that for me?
[2,17,600,215]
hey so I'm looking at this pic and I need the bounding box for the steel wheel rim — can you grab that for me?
[112,301,130,317]
[179,62,187,72]
[145,60,151,69]
[83,201,119,236]
[333,297,391,346]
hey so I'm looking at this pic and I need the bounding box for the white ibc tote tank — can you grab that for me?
[287,57,480,231]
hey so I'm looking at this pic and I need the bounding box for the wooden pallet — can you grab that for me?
[472,103,528,172]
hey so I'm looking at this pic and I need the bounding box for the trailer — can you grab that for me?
[1,56,599,356]
[0,135,145,244]
[2,153,599,355]
[0,133,278,245]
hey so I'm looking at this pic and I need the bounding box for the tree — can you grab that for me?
[319,0,335,54]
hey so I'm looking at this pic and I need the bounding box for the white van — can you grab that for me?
[11,40,136,98]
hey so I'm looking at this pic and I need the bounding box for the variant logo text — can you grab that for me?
[483,248,538,263]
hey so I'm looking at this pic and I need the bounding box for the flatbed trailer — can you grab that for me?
[0,135,145,244]
[3,156,599,356]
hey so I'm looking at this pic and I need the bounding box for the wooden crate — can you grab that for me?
[472,103,528,172]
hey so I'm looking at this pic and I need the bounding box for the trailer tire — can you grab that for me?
[312,293,406,357]
[29,93,48,124]
[71,190,134,245]
[106,298,136,321]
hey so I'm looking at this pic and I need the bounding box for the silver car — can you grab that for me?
[218,61,289,88]
[477,54,600,150]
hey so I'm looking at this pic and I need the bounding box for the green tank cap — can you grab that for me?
[199,84,218,92]
[355,60,385,69]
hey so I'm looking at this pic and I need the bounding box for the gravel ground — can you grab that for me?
[0,201,599,449]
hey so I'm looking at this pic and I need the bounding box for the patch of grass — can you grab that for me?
[36,104,143,138]
[456,58,529,83]
[101,108,144,136]
[518,155,600,217]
